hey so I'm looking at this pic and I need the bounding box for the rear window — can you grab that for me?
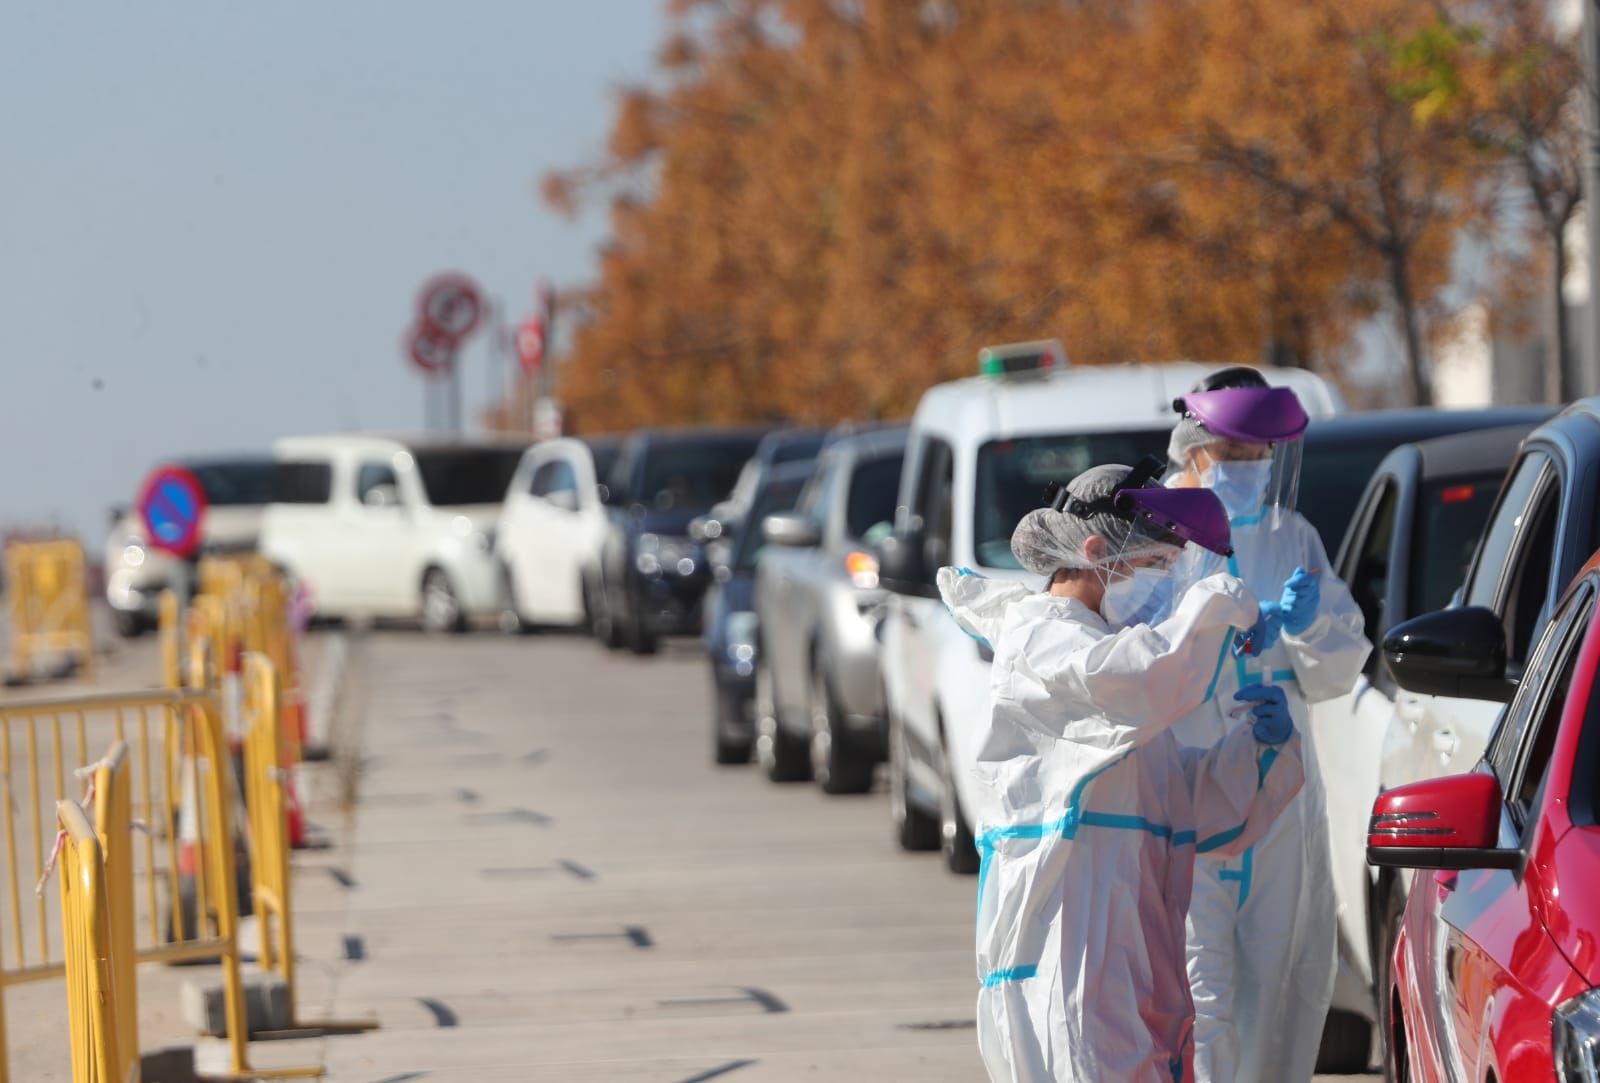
[413,449,523,506]
[636,439,762,510]
[770,433,825,466]
[187,461,276,507]
[270,462,333,505]
[1409,475,1503,615]
[846,453,904,539]
[1298,441,1404,554]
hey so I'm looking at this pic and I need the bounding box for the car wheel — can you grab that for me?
[890,711,940,852]
[1315,1010,1373,1075]
[627,599,660,656]
[810,661,873,795]
[1372,874,1408,1082]
[420,568,466,634]
[589,581,625,650]
[114,609,149,639]
[754,657,810,782]
[939,741,979,875]
[713,685,752,766]
[498,567,536,636]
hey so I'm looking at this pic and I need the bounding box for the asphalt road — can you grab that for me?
[291,628,1378,1082]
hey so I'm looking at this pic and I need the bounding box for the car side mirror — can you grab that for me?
[1366,771,1520,871]
[762,513,821,549]
[1382,607,1515,703]
[363,484,402,509]
[547,488,579,513]
[878,526,938,599]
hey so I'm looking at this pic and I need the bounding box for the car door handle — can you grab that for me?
[1432,728,1459,760]
[1396,694,1424,731]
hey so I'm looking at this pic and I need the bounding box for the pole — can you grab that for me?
[449,354,463,435]
[1582,0,1600,397]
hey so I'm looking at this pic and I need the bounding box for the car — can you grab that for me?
[1299,410,1555,1070]
[259,434,525,631]
[876,347,1342,874]
[494,435,621,633]
[703,460,815,765]
[691,428,827,545]
[1369,551,1600,1083]
[594,426,771,655]
[752,426,908,793]
[103,455,276,637]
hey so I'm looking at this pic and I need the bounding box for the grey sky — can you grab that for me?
[1,2,663,543]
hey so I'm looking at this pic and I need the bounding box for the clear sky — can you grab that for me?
[1,2,665,544]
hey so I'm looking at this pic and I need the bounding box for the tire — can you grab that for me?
[713,682,752,766]
[939,741,980,875]
[627,597,660,656]
[754,657,810,782]
[890,712,940,851]
[420,568,467,634]
[498,567,536,636]
[591,581,626,650]
[809,661,874,795]
[114,608,149,639]
[1372,875,1408,1082]
[1315,1010,1373,1075]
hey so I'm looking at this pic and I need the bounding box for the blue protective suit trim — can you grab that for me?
[1195,822,1247,855]
[1269,667,1295,682]
[1202,635,1231,705]
[1219,846,1255,909]
[1229,512,1264,528]
[1171,1057,1185,1083]
[981,964,1039,987]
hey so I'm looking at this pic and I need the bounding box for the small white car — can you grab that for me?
[876,348,1342,874]
[259,434,526,631]
[494,435,621,632]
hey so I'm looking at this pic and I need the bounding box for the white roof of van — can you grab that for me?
[271,433,527,458]
[910,362,1342,442]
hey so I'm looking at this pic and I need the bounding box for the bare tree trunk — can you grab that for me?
[1551,230,1573,403]
[1387,246,1432,405]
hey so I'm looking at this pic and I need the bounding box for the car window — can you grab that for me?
[733,474,809,571]
[637,439,760,510]
[530,460,577,498]
[1464,452,1552,611]
[1503,484,1560,673]
[1488,584,1591,791]
[587,444,620,489]
[356,462,398,504]
[918,437,955,570]
[1508,586,1595,829]
[412,448,523,506]
[1348,480,1397,657]
[796,456,838,524]
[1408,474,1502,618]
[186,461,276,507]
[845,452,904,541]
[270,461,332,505]
[1298,440,1410,556]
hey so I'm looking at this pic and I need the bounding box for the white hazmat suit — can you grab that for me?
[939,567,1305,1083]
[1171,513,1370,1083]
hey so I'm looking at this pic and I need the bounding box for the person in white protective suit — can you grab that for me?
[937,460,1306,1083]
[1164,368,1372,1083]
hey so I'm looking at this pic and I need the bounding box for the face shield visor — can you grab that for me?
[1167,386,1308,530]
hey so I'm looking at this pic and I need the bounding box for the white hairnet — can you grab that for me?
[1009,463,1175,578]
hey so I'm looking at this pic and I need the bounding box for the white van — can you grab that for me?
[876,350,1342,873]
[260,434,526,631]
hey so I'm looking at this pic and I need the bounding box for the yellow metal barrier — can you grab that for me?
[5,539,94,683]
[55,798,135,1083]
[0,688,320,1081]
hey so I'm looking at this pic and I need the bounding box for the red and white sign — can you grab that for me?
[417,273,483,342]
[406,321,457,375]
[517,281,555,378]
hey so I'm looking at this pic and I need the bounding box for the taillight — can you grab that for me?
[846,550,880,590]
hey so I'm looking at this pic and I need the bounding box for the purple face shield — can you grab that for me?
[1174,386,1309,444]
[1116,486,1234,558]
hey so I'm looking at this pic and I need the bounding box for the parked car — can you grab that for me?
[752,426,908,793]
[704,461,814,765]
[494,435,621,633]
[104,455,276,636]
[692,428,827,545]
[1300,410,1554,1070]
[1370,551,1600,1082]
[259,434,525,631]
[594,427,771,655]
[876,350,1342,873]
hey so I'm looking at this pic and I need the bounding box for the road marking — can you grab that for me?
[342,934,366,961]
[417,997,458,1028]
[551,925,653,949]
[676,1061,756,1083]
[658,987,787,1014]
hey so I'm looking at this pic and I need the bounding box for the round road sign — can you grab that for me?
[406,322,457,375]
[417,274,484,343]
[137,465,208,559]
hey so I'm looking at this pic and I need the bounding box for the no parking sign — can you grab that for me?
[137,465,208,558]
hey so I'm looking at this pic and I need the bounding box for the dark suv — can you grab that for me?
[595,427,770,655]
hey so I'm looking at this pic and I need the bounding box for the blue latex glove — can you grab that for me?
[1235,684,1293,745]
[1279,566,1321,636]
[1232,601,1283,657]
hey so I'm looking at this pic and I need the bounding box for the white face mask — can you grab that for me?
[1204,459,1272,521]
[1100,566,1171,628]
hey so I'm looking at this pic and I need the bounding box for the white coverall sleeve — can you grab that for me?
[1181,727,1305,858]
[1011,574,1258,749]
[1280,518,1371,704]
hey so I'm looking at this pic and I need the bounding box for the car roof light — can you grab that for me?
[978,339,1068,378]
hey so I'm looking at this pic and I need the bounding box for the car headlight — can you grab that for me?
[1557,989,1600,1082]
[122,538,147,569]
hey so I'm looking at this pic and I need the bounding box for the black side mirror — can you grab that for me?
[878,526,938,599]
[1383,606,1516,703]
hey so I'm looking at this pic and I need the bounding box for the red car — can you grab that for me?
[1368,554,1600,1081]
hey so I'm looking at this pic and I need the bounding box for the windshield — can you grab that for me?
[587,443,620,489]
[1298,441,1402,555]
[734,474,809,570]
[1409,474,1502,616]
[637,438,761,510]
[412,448,523,506]
[186,461,276,506]
[846,453,904,539]
[974,430,1171,569]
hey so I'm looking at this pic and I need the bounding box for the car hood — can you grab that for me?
[1543,826,1600,987]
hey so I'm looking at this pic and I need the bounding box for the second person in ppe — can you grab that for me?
[1165,368,1371,1083]
[938,461,1306,1083]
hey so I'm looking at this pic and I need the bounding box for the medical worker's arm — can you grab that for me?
[1181,722,1305,858]
[1279,518,1371,703]
[1014,574,1258,748]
